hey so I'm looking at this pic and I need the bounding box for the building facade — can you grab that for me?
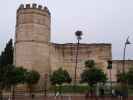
[14,4,133,87]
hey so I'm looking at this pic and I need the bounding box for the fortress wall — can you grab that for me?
[14,3,133,86]
[15,4,51,78]
[51,43,112,81]
[112,60,133,81]
[16,4,51,43]
[15,42,50,73]
[16,24,50,43]
[50,44,64,72]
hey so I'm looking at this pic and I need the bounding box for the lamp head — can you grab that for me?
[125,36,131,45]
[75,30,83,40]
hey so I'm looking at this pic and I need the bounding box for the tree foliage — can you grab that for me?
[81,60,107,96]
[117,68,133,85]
[81,67,107,86]
[0,39,14,100]
[117,73,128,83]
[25,70,40,96]
[126,68,133,85]
[0,39,13,66]
[25,70,40,85]
[85,60,95,68]
[81,60,107,86]
[50,68,72,85]
[6,66,27,87]
[0,39,14,89]
[4,65,27,100]
[0,39,41,99]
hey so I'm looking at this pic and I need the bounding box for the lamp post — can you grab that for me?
[123,36,131,74]
[74,30,83,86]
[122,36,131,100]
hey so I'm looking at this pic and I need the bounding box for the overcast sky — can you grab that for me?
[0,0,133,60]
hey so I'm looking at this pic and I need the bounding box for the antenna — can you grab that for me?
[126,36,131,45]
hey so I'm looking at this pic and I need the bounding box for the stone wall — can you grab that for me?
[14,4,51,77]
[50,43,112,81]
[14,3,133,85]
[112,60,133,81]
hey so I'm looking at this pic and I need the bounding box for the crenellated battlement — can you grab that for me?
[17,3,50,15]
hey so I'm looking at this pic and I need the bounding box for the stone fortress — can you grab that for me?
[14,3,133,86]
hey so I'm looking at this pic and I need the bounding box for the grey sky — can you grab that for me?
[0,0,133,59]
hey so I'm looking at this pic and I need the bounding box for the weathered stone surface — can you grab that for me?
[15,4,51,76]
[14,4,112,84]
[111,60,133,81]
[14,4,133,87]
[50,43,112,81]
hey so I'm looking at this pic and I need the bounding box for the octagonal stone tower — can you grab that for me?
[14,4,51,77]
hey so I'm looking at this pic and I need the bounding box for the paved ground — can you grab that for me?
[3,96,133,100]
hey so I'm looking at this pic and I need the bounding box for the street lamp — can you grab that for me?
[74,30,83,86]
[123,36,131,74]
[122,36,131,100]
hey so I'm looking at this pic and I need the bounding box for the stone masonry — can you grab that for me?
[15,4,51,77]
[14,3,133,88]
[50,43,112,81]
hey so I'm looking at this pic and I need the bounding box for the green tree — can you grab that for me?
[116,70,133,97]
[0,39,13,66]
[0,65,7,100]
[81,60,107,96]
[0,39,14,100]
[6,66,27,100]
[25,70,40,96]
[85,60,95,68]
[117,73,128,83]
[127,68,133,85]
[117,68,133,85]
[0,64,27,100]
[50,68,72,94]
